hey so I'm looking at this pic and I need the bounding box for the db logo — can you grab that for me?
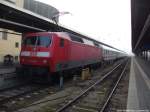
[31,52,37,56]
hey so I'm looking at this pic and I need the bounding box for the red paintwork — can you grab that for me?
[20,32,102,73]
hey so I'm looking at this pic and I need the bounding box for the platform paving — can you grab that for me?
[127,57,150,112]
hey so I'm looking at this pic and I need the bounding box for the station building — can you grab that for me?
[0,0,24,64]
[0,0,59,64]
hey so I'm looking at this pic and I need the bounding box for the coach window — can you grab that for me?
[60,38,65,47]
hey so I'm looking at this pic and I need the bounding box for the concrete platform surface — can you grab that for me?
[0,67,15,74]
[127,57,150,112]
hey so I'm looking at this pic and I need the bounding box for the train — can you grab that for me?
[102,45,125,63]
[19,32,125,80]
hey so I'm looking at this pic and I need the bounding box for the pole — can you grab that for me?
[59,72,63,89]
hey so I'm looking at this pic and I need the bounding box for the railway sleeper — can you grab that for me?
[76,102,100,110]
[71,105,98,112]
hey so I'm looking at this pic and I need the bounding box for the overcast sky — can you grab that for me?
[37,0,131,54]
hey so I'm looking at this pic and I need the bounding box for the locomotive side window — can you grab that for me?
[60,38,65,47]
[93,42,99,47]
[69,34,84,43]
[83,38,94,46]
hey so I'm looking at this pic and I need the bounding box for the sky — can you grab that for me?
[37,0,131,54]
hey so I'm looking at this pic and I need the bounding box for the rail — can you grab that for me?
[56,59,127,112]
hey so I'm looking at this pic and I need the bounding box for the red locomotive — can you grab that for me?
[20,32,102,78]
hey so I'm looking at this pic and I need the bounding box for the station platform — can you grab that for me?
[127,57,150,111]
[0,67,16,74]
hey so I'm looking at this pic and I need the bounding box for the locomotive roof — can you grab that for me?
[23,32,71,40]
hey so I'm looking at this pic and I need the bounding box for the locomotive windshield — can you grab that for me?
[23,36,51,47]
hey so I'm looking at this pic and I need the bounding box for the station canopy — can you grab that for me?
[0,1,124,53]
[131,0,150,53]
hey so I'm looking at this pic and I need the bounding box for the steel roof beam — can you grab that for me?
[0,1,125,53]
[133,15,150,52]
[0,18,46,32]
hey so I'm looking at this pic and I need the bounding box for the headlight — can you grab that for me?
[43,60,47,63]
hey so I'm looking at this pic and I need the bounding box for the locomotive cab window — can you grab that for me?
[23,36,51,47]
[60,38,65,47]
[23,36,37,46]
[37,36,51,47]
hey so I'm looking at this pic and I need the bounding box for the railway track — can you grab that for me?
[99,61,129,112]
[0,83,50,109]
[0,59,127,112]
[55,59,129,112]
[0,66,56,100]
[15,59,128,112]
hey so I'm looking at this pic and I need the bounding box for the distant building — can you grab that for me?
[24,0,59,22]
[2,0,24,7]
